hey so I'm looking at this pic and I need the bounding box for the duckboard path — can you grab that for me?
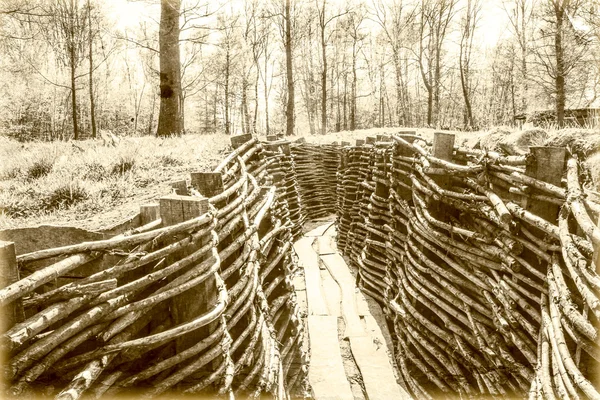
[293,218,411,400]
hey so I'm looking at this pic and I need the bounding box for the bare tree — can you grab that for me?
[52,0,90,140]
[503,0,534,114]
[371,0,416,127]
[531,0,590,127]
[157,0,182,136]
[417,0,457,127]
[316,0,347,134]
[459,0,481,129]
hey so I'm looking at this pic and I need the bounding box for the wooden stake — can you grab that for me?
[524,146,566,223]
[0,241,23,331]
[230,133,253,149]
[170,180,188,196]
[191,172,225,198]
[158,194,212,357]
[431,132,456,218]
[139,203,160,225]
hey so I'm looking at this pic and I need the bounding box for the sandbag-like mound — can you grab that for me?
[476,127,548,155]
[544,128,600,156]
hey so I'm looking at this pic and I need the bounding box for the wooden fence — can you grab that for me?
[336,131,600,399]
[3,130,600,399]
[0,134,307,399]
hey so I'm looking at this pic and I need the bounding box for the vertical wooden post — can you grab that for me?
[0,241,23,331]
[595,214,600,273]
[158,194,211,355]
[524,146,566,223]
[431,132,456,218]
[230,133,253,149]
[139,203,160,225]
[170,180,188,195]
[191,172,225,198]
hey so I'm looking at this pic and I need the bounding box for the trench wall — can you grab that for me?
[329,132,600,399]
[0,135,308,399]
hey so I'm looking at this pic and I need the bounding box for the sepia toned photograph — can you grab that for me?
[0,0,599,398]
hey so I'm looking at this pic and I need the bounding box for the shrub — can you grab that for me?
[27,158,53,180]
[159,154,183,167]
[0,167,21,181]
[44,182,88,211]
[83,161,108,181]
[111,155,136,176]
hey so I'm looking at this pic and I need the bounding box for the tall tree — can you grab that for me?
[284,0,295,136]
[532,0,590,127]
[157,0,183,136]
[503,0,534,115]
[316,0,347,134]
[87,0,96,138]
[459,0,481,129]
[417,0,457,127]
[372,0,415,127]
[53,0,89,140]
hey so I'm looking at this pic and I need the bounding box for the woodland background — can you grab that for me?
[0,0,599,142]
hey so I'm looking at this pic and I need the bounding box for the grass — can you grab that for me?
[0,134,229,229]
[1,126,599,230]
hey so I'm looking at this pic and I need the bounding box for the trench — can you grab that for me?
[2,132,599,399]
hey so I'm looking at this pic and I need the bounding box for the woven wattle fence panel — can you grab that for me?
[291,142,340,220]
[334,133,600,399]
[0,137,308,399]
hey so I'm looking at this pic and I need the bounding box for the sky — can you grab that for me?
[108,0,512,50]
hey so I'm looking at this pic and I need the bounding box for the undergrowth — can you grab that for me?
[0,134,229,228]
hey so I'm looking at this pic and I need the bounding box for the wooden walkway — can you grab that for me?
[293,220,411,400]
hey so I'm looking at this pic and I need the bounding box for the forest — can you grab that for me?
[0,0,599,141]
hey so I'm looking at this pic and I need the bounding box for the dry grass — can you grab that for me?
[2,126,599,231]
[0,134,230,230]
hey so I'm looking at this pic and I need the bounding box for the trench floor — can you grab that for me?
[293,220,411,400]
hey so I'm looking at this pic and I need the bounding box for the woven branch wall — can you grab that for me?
[335,133,600,399]
[1,137,308,399]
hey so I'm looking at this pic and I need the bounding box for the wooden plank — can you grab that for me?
[307,316,354,400]
[320,253,365,337]
[316,236,336,255]
[349,336,411,400]
[320,268,341,317]
[304,221,335,237]
[294,238,328,316]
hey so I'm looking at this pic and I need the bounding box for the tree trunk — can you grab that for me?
[519,0,528,114]
[284,0,294,137]
[554,1,566,128]
[320,19,327,135]
[87,0,96,139]
[350,43,357,131]
[224,49,230,135]
[70,41,78,140]
[157,0,182,137]
[343,73,347,131]
[264,55,269,135]
[241,77,250,135]
[253,67,259,134]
